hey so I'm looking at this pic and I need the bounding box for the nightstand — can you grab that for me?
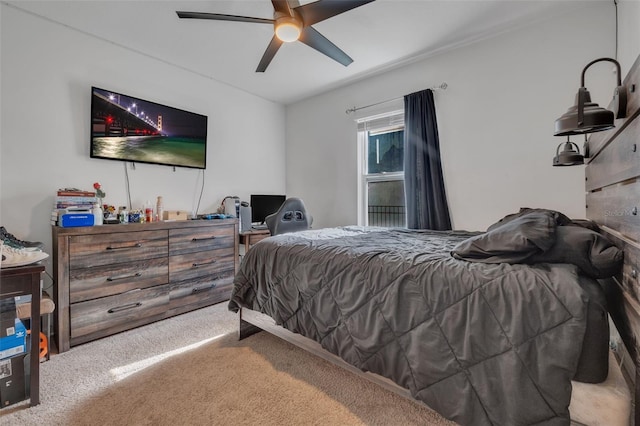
[0,264,43,407]
[239,228,271,252]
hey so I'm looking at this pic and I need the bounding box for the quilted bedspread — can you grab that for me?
[228,226,590,425]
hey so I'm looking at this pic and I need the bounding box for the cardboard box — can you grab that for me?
[0,299,17,338]
[163,210,190,221]
[0,354,27,408]
[0,319,27,360]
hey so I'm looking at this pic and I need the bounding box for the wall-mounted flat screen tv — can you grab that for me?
[91,87,208,169]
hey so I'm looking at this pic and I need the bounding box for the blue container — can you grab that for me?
[60,213,94,227]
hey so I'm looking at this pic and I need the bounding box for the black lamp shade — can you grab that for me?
[554,88,615,136]
[554,57,627,137]
[553,141,584,166]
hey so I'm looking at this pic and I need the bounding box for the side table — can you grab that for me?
[0,264,43,406]
[239,228,271,252]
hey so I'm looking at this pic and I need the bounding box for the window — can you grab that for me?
[357,111,406,227]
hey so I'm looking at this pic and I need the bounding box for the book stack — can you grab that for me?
[52,189,97,226]
[56,189,97,210]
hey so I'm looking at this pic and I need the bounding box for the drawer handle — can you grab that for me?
[192,260,216,268]
[192,284,216,293]
[191,236,216,242]
[107,302,142,313]
[107,272,142,282]
[106,243,142,251]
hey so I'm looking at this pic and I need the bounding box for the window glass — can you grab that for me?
[367,180,406,227]
[367,130,404,174]
[357,111,406,228]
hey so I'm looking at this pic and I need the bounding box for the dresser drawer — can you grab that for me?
[69,257,169,303]
[169,225,235,256]
[69,230,168,269]
[70,284,170,339]
[169,268,234,308]
[169,247,235,283]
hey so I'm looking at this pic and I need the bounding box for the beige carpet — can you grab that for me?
[0,302,454,425]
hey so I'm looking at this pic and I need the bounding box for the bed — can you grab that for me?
[229,54,639,425]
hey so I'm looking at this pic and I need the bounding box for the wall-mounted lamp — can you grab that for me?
[553,136,585,166]
[554,57,628,136]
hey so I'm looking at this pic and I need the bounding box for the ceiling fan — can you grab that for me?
[176,0,375,72]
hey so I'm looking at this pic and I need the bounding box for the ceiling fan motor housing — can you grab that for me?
[274,11,302,42]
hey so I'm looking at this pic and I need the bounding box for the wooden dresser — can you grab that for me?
[52,219,238,352]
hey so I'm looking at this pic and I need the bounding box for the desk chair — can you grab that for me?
[265,198,313,236]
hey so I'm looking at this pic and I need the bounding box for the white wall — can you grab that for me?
[0,6,286,255]
[286,2,635,231]
[618,0,640,76]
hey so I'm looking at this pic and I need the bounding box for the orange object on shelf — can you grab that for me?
[26,330,48,360]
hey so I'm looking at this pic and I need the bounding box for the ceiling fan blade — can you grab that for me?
[295,0,375,26]
[176,11,273,24]
[256,36,284,72]
[299,26,352,67]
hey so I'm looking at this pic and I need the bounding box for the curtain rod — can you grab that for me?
[345,82,448,115]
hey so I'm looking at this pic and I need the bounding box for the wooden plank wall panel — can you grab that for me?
[585,53,640,426]
[587,54,640,160]
[586,115,640,191]
[598,227,640,302]
[586,180,640,240]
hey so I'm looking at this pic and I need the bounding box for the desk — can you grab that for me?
[239,229,271,252]
[0,264,43,406]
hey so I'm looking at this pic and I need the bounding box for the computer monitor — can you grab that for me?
[250,194,286,225]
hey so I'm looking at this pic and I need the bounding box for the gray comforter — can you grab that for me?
[229,226,592,425]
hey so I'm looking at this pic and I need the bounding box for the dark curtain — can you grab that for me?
[403,89,452,230]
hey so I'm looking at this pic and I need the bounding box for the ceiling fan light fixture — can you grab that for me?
[275,17,301,43]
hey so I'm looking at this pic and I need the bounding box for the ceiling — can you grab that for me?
[8,1,586,105]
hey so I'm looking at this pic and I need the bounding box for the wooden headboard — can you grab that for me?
[585,53,640,424]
